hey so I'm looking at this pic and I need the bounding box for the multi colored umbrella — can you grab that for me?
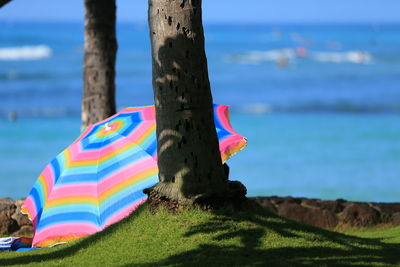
[22,105,246,247]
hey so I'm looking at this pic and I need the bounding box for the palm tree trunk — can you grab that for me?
[82,0,117,129]
[148,0,233,205]
[0,0,12,8]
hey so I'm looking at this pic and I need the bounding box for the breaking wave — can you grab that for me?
[0,45,52,60]
[312,51,372,64]
[225,49,295,64]
[226,49,372,65]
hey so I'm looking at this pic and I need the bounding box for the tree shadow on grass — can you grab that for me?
[0,205,147,266]
[138,201,400,267]
[2,201,399,266]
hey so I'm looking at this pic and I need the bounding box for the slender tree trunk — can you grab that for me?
[0,0,11,8]
[148,0,231,204]
[82,0,117,129]
[0,0,12,8]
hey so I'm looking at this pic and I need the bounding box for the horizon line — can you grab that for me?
[1,19,400,25]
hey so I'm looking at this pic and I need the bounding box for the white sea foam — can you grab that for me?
[312,51,372,64]
[226,49,373,65]
[226,49,295,64]
[0,45,52,60]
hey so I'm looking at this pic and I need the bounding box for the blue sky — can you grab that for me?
[1,0,399,23]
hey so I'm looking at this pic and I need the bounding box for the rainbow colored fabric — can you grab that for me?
[22,105,246,247]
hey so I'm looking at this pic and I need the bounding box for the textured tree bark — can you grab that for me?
[148,0,238,205]
[0,0,12,8]
[82,0,117,129]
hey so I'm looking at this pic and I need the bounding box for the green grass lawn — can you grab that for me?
[1,201,399,266]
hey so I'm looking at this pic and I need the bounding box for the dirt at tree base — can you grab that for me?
[144,181,248,213]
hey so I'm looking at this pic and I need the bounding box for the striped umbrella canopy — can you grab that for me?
[22,104,246,247]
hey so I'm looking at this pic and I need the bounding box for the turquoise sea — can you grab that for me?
[1,22,399,202]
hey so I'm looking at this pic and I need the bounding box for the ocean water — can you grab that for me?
[1,22,399,202]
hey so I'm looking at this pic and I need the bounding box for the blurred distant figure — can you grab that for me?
[277,55,288,68]
[7,111,17,122]
[295,47,308,57]
[354,51,367,64]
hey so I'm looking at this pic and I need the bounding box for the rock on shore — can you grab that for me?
[0,198,33,237]
[1,196,400,236]
[252,196,400,229]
